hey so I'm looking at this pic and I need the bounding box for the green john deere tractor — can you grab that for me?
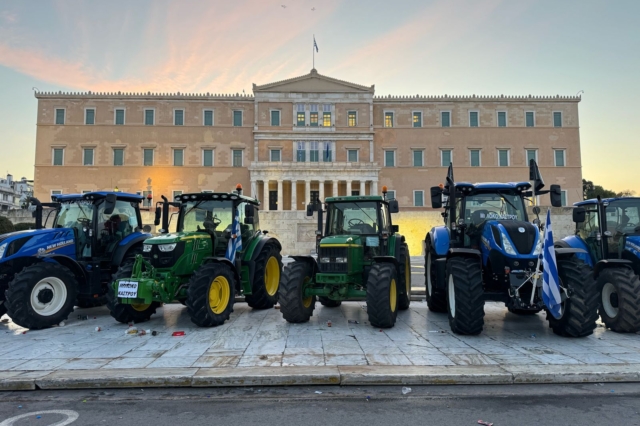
[108,185,282,327]
[279,188,410,328]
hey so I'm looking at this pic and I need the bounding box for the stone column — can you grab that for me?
[277,180,283,211]
[319,180,325,202]
[250,179,257,199]
[291,180,297,211]
[305,180,311,206]
[263,180,270,211]
[333,180,338,198]
[371,179,378,196]
[347,180,352,197]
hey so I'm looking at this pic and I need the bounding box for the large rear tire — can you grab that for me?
[107,263,159,324]
[5,263,78,330]
[446,257,484,335]
[187,262,236,327]
[547,257,599,337]
[245,244,282,310]
[366,262,398,328]
[425,241,447,313]
[597,267,640,333]
[398,243,411,310]
[279,261,316,323]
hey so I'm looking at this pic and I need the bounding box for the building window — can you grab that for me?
[233,111,242,127]
[323,112,331,127]
[113,148,124,166]
[414,190,424,207]
[232,149,243,167]
[297,112,305,126]
[469,111,479,127]
[53,148,64,166]
[173,190,183,201]
[498,149,510,167]
[83,148,94,166]
[143,148,154,166]
[310,112,318,126]
[413,150,423,167]
[525,111,535,127]
[553,111,562,128]
[387,190,396,200]
[470,149,481,167]
[384,112,394,128]
[296,142,306,162]
[145,109,155,126]
[204,110,213,126]
[51,190,62,195]
[203,149,213,167]
[384,150,395,167]
[348,149,358,163]
[174,109,184,126]
[526,149,538,165]
[85,109,95,125]
[55,109,65,125]
[310,141,319,162]
[554,149,566,167]
[441,111,451,127]
[115,109,125,125]
[413,112,422,128]
[173,149,184,166]
[441,149,452,167]
[323,142,332,162]
[497,111,507,127]
[270,149,281,162]
[271,110,280,126]
[561,190,567,207]
[348,111,357,127]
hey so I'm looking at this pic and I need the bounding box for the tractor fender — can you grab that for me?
[289,255,319,277]
[448,248,482,259]
[203,257,242,287]
[38,254,87,287]
[392,234,405,263]
[111,233,150,267]
[428,227,450,256]
[555,236,593,266]
[244,236,282,288]
[593,258,633,278]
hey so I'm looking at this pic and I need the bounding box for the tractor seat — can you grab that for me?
[471,210,489,226]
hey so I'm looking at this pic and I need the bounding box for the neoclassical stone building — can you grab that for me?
[33,69,583,211]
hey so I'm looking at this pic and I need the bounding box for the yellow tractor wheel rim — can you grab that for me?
[131,303,151,312]
[265,256,280,296]
[405,257,411,295]
[302,276,312,308]
[390,278,397,312]
[209,276,230,314]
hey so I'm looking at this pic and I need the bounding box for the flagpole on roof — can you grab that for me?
[313,34,315,69]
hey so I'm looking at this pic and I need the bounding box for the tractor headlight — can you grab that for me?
[335,257,348,263]
[143,244,152,252]
[0,243,6,258]
[158,243,177,252]
[533,238,543,255]
[500,232,517,255]
[320,257,330,263]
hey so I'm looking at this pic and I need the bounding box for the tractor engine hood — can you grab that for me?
[625,236,640,260]
[0,228,76,261]
[481,219,540,256]
[319,235,362,247]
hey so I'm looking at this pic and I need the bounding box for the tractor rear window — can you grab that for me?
[462,193,525,225]
[326,201,379,236]
[605,200,640,234]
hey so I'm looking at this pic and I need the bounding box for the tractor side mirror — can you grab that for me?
[244,217,255,225]
[306,204,315,217]
[572,207,586,223]
[430,186,443,209]
[391,224,399,233]
[245,204,255,218]
[154,206,161,226]
[104,193,117,215]
[549,185,562,207]
[388,199,399,213]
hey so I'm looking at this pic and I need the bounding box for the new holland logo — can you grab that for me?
[518,227,526,233]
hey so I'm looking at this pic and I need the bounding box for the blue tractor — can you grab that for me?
[0,192,151,329]
[557,197,640,332]
[425,161,599,337]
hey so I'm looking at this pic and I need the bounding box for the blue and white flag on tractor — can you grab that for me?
[542,209,562,319]
[225,206,243,263]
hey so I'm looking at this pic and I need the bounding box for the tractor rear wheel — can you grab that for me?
[446,256,484,335]
[425,242,447,313]
[245,245,282,310]
[187,262,236,327]
[5,263,78,330]
[366,262,398,328]
[546,257,598,337]
[398,244,411,310]
[279,261,316,323]
[107,263,159,324]
[319,297,341,307]
[597,267,640,333]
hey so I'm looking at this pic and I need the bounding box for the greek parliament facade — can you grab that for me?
[33,69,582,210]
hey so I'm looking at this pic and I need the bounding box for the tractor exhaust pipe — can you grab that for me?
[29,197,43,230]
[161,195,170,233]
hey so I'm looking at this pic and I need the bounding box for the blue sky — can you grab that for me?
[1,0,638,192]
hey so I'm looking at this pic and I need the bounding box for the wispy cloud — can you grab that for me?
[1,10,17,24]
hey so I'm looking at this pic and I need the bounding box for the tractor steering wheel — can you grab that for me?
[348,218,365,227]
[77,218,91,227]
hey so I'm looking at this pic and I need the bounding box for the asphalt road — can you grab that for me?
[1,383,640,426]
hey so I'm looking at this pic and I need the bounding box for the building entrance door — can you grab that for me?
[269,191,278,210]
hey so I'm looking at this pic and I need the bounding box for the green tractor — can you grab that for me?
[108,185,282,327]
[279,187,410,328]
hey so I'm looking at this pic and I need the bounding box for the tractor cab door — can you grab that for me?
[95,199,140,259]
[576,207,604,261]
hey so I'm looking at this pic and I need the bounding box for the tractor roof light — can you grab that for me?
[236,183,243,195]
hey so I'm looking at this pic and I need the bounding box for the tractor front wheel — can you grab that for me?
[186,262,236,327]
[398,244,411,310]
[5,263,78,330]
[446,256,484,335]
[366,262,398,328]
[597,267,640,333]
[245,245,282,310]
[279,261,315,323]
[107,263,159,324]
[425,242,447,313]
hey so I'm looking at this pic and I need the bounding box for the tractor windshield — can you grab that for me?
[605,199,640,234]
[54,200,95,229]
[179,200,234,234]
[462,192,526,226]
[326,201,379,236]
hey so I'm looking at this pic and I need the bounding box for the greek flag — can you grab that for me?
[314,36,319,52]
[225,206,243,263]
[324,142,330,161]
[542,209,562,319]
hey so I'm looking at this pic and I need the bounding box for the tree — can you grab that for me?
[0,216,15,235]
[616,189,636,197]
[583,179,630,200]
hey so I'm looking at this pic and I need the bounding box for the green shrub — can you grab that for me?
[0,216,15,235]
[13,222,36,231]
